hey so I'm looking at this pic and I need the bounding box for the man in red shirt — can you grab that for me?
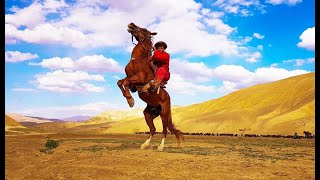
[149,41,170,91]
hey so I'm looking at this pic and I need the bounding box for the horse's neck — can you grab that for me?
[131,41,152,58]
[131,42,155,84]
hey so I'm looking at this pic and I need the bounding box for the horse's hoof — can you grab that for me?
[140,144,148,150]
[157,146,164,151]
[127,98,134,107]
[177,143,181,148]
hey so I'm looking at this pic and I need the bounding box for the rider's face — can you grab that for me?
[157,46,165,53]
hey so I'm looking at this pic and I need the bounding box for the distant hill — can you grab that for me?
[5,115,22,127]
[99,72,314,135]
[84,108,145,124]
[85,106,183,125]
[62,115,93,122]
[25,116,62,122]
[5,113,63,127]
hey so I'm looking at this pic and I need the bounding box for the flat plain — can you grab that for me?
[5,130,315,180]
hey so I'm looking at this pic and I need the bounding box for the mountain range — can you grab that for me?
[5,73,315,135]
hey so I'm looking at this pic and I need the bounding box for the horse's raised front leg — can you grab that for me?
[122,72,146,108]
[117,78,134,107]
[140,106,156,149]
[117,78,126,96]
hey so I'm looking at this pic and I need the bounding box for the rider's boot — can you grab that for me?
[149,77,163,92]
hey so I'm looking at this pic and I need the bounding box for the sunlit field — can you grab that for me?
[5,132,315,179]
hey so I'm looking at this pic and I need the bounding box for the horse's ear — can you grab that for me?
[151,32,157,35]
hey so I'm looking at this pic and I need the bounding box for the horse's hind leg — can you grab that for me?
[163,100,184,147]
[157,115,168,151]
[140,106,156,149]
[158,106,169,151]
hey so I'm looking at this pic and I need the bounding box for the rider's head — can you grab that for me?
[154,41,167,53]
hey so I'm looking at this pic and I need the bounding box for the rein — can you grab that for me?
[131,35,137,45]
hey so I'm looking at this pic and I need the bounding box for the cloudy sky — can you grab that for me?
[5,0,315,118]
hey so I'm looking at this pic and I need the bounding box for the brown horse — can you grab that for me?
[117,23,184,151]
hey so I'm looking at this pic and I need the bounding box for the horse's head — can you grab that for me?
[127,23,157,42]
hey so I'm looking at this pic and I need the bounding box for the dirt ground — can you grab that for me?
[5,131,315,180]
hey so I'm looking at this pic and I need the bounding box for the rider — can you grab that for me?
[149,41,170,91]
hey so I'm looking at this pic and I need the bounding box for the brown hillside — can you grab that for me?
[5,115,22,126]
[102,73,315,135]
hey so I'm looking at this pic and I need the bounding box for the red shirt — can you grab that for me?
[151,50,170,71]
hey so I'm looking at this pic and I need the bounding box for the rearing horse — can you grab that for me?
[117,23,184,151]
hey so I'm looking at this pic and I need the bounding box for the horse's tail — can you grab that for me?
[167,112,184,143]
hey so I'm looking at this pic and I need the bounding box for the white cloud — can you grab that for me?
[238,36,253,44]
[270,63,279,67]
[266,0,302,5]
[204,18,236,35]
[76,55,123,72]
[34,70,105,93]
[297,27,315,51]
[15,101,123,119]
[224,5,239,14]
[5,51,39,62]
[30,57,74,69]
[257,45,263,50]
[307,58,315,63]
[295,59,306,66]
[216,67,309,93]
[253,33,264,39]
[5,23,95,48]
[5,0,256,58]
[212,65,254,82]
[5,3,45,28]
[246,52,262,63]
[168,57,309,95]
[201,9,224,18]
[12,88,37,92]
[217,81,237,93]
[171,59,214,82]
[149,9,240,57]
[252,67,308,83]
[30,55,123,72]
[5,37,17,44]
[169,58,309,95]
[167,74,216,95]
[283,59,294,63]
[283,57,315,66]
[5,0,69,28]
[42,0,69,11]
[212,0,266,16]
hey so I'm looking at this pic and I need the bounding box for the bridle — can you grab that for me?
[130,28,154,53]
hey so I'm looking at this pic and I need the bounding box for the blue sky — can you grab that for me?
[5,0,315,118]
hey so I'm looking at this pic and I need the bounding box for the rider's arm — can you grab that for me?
[153,51,169,64]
